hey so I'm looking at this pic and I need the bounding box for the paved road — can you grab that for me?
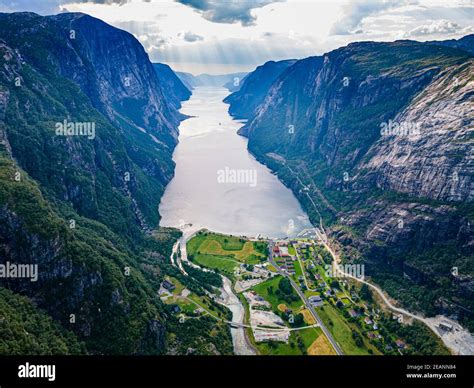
[315,229,427,323]
[314,229,473,354]
[277,162,471,354]
[286,161,436,326]
[183,294,316,332]
[268,241,344,355]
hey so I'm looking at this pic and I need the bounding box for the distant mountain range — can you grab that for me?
[226,36,474,332]
[176,71,247,91]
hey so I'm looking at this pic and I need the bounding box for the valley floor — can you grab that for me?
[164,226,458,355]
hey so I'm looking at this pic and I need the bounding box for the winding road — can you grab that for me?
[315,228,474,355]
[282,159,474,355]
[316,229,428,322]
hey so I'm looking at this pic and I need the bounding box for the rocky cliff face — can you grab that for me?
[0,12,184,354]
[0,12,180,145]
[240,38,474,328]
[153,63,191,109]
[223,59,297,121]
[53,12,180,145]
[0,12,184,235]
[361,62,473,202]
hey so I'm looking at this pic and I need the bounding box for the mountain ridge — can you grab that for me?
[153,63,191,109]
[0,11,203,355]
[224,59,297,121]
[229,36,474,331]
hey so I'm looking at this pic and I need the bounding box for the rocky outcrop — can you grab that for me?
[361,62,473,202]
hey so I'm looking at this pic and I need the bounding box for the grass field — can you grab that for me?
[173,299,198,315]
[161,277,229,320]
[188,232,245,253]
[199,239,265,263]
[193,253,238,278]
[252,276,303,311]
[187,232,267,277]
[304,290,320,298]
[315,264,331,283]
[316,304,380,355]
[299,308,316,325]
[257,327,323,355]
[288,245,296,255]
[307,333,336,355]
[267,264,278,273]
[187,294,229,320]
[293,260,303,279]
[165,277,186,295]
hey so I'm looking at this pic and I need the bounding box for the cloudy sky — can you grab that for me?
[1,0,473,74]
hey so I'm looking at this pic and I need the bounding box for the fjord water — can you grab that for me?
[159,86,312,238]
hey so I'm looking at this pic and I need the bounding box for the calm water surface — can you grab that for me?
[159,86,312,238]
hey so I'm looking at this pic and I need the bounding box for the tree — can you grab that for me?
[360,284,373,302]
[278,277,293,295]
[293,313,304,327]
[352,331,363,347]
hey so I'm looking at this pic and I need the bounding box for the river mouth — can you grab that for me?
[159,86,312,238]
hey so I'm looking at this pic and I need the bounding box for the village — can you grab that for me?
[269,238,412,354]
[158,230,453,356]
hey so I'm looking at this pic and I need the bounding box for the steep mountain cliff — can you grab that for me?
[224,59,297,121]
[153,63,191,109]
[240,38,474,330]
[0,12,181,238]
[0,12,187,354]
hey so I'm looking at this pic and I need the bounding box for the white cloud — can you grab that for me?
[175,0,284,26]
[406,19,473,37]
[3,0,474,73]
[330,0,416,35]
[179,31,204,42]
